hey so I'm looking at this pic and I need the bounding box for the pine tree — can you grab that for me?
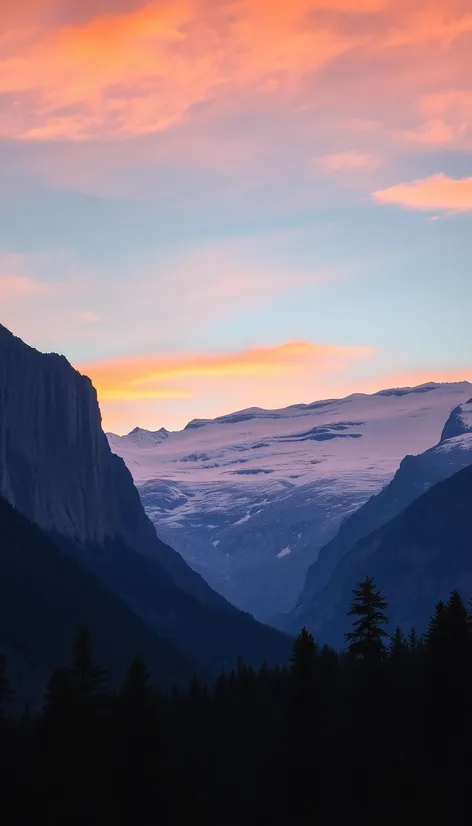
[118,657,162,823]
[388,627,408,661]
[120,655,156,712]
[445,590,469,652]
[72,626,107,702]
[346,577,389,663]
[408,628,420,651]
[425,601,448,654]
[290,627,318,697]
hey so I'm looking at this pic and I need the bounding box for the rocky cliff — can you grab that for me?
[0,324,291,671]
[0,323,229,606]
[0,324,140,546]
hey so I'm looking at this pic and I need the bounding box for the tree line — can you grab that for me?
[1,577,472,824]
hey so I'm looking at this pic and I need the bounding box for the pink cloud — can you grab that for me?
[314,151,381,173]
[1,0,471,148]
[0,274,52,300]
[76,311,101,324]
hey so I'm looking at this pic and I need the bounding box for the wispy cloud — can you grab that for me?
[315,152,380,173]
[2,0,471,147]
[79,341,373,400]
[0,274,52,300]
[78,340,374,430]
[76,311,101,324]
[373,174,472,212]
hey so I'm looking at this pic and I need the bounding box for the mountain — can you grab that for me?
[440,397,472,441]
[298,463,472,647]
[0,496,195,703]
[106,381,472,621]
[108,427,170,450]
[0,324,290,673]
[293,399,472,624]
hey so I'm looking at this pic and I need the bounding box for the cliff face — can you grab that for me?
[0,324,291,672]
[0,324,133,545]
[0,323,228,602]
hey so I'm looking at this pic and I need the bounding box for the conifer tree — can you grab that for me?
[408,628,420,651]
[120,655,156,712]
[388,627,408,661]
[72,626,107,702]
[346,577,389,663]
[425,601,448,654]
[290,627,318,699]
[445,590,469,652]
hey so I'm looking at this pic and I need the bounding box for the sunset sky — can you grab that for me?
[1,0,471,432]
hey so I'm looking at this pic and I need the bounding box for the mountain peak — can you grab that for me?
[440,399,472,443]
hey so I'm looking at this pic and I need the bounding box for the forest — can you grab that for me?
[1,577,471,825]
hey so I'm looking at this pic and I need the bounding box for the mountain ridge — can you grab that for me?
[107,379,472,620]
[303,463,472,647]
[291,398,472,630]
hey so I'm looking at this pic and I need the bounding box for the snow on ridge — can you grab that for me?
[112,380,472,619]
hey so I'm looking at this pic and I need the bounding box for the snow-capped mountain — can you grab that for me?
[107,382,472,621]
[290,397,472,634]
[108,426,169,450]
[440,397,472,442]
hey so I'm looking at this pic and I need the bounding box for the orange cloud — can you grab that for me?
[79,341,373,401]
[2,0,470,143]
[373,174,472,212]
[76,341,374,430]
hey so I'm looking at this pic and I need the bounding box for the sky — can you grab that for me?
[1,0,471,433]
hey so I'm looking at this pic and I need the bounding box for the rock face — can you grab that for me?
[0,324,291,672]
[0,325,183,560]
[0,324,229,608]
[305,464,472,647]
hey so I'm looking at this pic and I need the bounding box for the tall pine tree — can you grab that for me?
[346,577,389,663]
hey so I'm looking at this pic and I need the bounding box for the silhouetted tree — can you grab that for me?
[290,627,318,694]
[389,627,408,661]
[408,628,420,651]
[72,626,108,702]
[346,577,389,663]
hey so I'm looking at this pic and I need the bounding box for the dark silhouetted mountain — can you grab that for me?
[0,324,290,673]
[0,496,196,703]
[296,464,472,647]
[292,399,472,629]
